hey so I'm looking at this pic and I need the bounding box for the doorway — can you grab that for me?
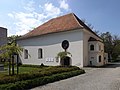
[60,56,71,66]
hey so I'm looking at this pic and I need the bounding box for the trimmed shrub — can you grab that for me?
[0,70,85,90]
[20,64,48,68]
[0,66,81,85]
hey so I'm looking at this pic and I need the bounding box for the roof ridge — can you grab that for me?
[72,13,84,28]
[73,14,102,40]
[17,13,102,40]
[34,13,74,30]
[52,13,73,19]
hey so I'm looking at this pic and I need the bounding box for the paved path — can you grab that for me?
[31,63,120,90]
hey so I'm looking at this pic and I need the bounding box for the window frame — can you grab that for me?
[99,45,101,51]
[90,44,94,51]
[38,48,43,59]
[99,56,101,62]
[24,49,28,59]
[91,57,94,59]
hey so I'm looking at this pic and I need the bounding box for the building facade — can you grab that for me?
[0,27,7,46]
[17,13,107,67]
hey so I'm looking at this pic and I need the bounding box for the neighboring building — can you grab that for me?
[0,27,7,46]
[0,27,7,62]
[17,13,107,67]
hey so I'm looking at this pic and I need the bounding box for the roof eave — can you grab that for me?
[17,27,83,41]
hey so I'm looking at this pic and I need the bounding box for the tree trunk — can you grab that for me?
[16,54,19,74]
[11,55,14,75]
[8,59,11,75]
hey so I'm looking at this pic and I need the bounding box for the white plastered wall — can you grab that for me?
[83,28,104,66]
[17,29,84,67]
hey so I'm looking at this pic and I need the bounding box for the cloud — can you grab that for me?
[10,12,44,35]
[23,0,35,12]
[44,3,62,18]
[8,13,14,18]
[8,0,70,36]
[59,0,70,11]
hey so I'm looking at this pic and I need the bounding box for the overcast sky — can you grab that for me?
[0,0,120,36]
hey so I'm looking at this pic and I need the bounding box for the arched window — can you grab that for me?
[99,56,101,62]
[90,44,94,51]
[38,48,43,59]
[24,49,28,59]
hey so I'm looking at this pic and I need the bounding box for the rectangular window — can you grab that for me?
[24,49,28,59]
[91,57,94,59]
[38,48,43,59]
[99,45,101,51]
[90,44,94,51]
[99,56,101,62]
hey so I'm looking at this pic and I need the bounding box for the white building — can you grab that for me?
[17,13,107,67]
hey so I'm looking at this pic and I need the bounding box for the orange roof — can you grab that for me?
[18,13,100,40]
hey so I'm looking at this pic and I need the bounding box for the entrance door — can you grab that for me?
[64,57,70,66]
[61,57,71,66]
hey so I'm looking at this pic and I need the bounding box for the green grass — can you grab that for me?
[0,70,85,90]
[0,65,48,77]
[19,67,41,74]
[0,65,80,77]
[0,64,85,90]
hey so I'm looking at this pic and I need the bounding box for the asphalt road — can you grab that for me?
[31,62,120,90]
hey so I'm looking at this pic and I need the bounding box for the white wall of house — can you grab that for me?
[88,41,104,66]
[17,29,84,67]
[83,28,105,66]
[83,31,89,66]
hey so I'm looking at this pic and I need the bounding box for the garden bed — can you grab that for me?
[0,65,85,90]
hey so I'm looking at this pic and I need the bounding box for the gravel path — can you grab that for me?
[31,63,120,90]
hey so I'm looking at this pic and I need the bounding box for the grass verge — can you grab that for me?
[0,69,85,90]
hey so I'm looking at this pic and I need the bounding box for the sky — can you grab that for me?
[0,0,120,36]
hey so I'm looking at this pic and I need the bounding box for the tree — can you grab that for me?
[57,51,72,60]
[94,30,101,36]
[110,35,120,60]
[8,35,21,43]
[100,32,120,61]
[81,19,94,30]
[0,36,23,75]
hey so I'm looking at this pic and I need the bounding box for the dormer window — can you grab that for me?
[90,44,94,51]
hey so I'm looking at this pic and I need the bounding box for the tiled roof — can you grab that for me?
[18,13,101,40]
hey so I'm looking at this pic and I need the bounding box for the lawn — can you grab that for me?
[0,65,48,77]
[0,64,85,90]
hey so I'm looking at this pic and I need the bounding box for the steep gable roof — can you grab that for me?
[18,13,101,40]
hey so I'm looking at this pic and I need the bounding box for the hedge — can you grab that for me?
[0,66,80,85]
[20,64,48,68]
[0,69,85,90]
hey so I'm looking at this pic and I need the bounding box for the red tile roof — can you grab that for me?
[18,13,101,40]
